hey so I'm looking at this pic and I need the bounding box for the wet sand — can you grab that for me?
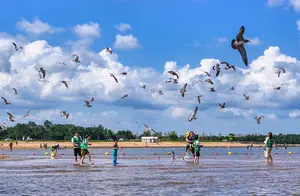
[0,141,267,150]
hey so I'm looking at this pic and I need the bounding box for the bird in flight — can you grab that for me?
[7,112,15,122]
[72,54,80,63]
[231,26,250,66]
[1,97,11,105]
[167,71,179,79]
[219,103,225,109]
[13,88,19,95]
[109,73,118,83]
[143,124,156,134]
[243,94,250,101]
[12,42,23,52]
[122,94,128,99]
[1,123,7,131]
[158,90,163,95]
[197,95,203,104]
[205,79,214,85]
[188,106,198,122]
[221,62,236,72]
[105,47,113,54]
[61,81,68,89]
[84,97,94,107]
[23,110,30,118]
[180,83,188,97]
[210,87,216,92]
[213,63,221,77]
[61,111,70,119]
[275,67,286,78]
[204,71,211,77]
[140,84,146,89]
[38,67,46,79]
[228,86,235,91]
[255,116,264,124]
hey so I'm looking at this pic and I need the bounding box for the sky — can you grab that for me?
[1,0,300,136]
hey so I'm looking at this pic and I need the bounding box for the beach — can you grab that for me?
[0,141,268,150]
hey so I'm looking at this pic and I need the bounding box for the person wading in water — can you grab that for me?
[71,132,82,164]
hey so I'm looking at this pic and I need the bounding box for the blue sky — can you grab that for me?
[0,0,300,135]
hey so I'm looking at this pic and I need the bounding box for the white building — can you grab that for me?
[141,137,158,143]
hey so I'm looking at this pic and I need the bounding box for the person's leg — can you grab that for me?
[74,149,78,163]
[88,154,93,164]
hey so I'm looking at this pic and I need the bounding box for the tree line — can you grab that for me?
[1,121,300,144]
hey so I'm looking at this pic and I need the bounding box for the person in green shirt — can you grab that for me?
[263,132,277,163]
[193,134,201,164]
[71,132,82,164]
[80,135,93,165]
[112,139,119,166]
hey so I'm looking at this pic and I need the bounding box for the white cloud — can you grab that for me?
[114,23,132,32]
[249,37,261,46]
[73,22,100,39]
[16,17,64,35]
[167,107,192,118]
[217,37,228,43]
[290,0,300,11]
[267,0,284,6]
[297,20,300,31]
[113,34,141,49]
[289,110,300,118]
[265,113,278,120]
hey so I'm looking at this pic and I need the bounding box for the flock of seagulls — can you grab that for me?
[0,26,290,133]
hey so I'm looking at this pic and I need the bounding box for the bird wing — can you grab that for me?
[63,81,68,88]
[216,70,220,77]
[221,62,229,67]
[13,88,17,93]
[7,112,13,118]
[110,74,118,83]
[1,97,7,103]
[232,66,236,72]
[197,96,200,104]
[194,106,198,114]
[204,71,211,77]
[243,94,247,99]
[183,83,187,90]
[27,110,30,115]
[12,43,17,50]
[236,26,245,41]
[238,45,248,66]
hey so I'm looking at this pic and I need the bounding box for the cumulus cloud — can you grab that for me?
[113,34,141,49]
[289,110,300,118]
[16,17,64,35]
[73,22,100,39]
[290,0,300,11]
[114,23,132,32]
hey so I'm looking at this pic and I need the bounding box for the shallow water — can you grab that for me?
[0,147,300,196]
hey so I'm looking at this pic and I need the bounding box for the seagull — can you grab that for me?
[221,62,236,72]
[255,116,264,124]
[205,79,214,85]
[122,94,128,99]
[1,123,7,131]
[219,103,226,109]
[243,94,250,101]
[23,110,30,118]
[158,90,163,95]
[213,63,221,77]
[143,124,156,133]
[72,54,80,63]
[13,88,19,95]
[109,73,118,83]
[61,81,68,89]
[90,97,95,102]
[38,67,46,79]
[204,71,211,77]
[231,26,250,66]
[12,42,23,52]
[7,112,15,122]
[275,67,286,78]
[173,79,178,84]
[1,97,11,105]
[121,72,127,75]
[53,62,66,68]
[105,47,113,54]
[61,111,70,119]
[149,89,155,94]
[228,86,235,91]
[84,100,92,107]
[281,83,289,86]
[180,83,188,97]
[167,71,179,79]
[210,87,215,92]
[188,106,198,122]
[197,95,203,104]
[140,84,146,89]
[274,87,281,90]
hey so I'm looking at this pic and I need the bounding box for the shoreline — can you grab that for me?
[0,141,298,150]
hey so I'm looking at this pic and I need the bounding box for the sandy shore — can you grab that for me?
[0,141,273,150]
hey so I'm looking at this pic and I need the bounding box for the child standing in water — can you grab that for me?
[80,135,93,165]
[193,134,201,164]
[263,132,277,163]
[112,139,119,166]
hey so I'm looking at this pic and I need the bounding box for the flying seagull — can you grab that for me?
[105,47,113,54]
[61,81,68,89]
[188,106,198,122]
[229,86,235,91]
[90,97,95,102]
[122,94,128,99]
[158,90,163,95]
[1,123,7,131]
[61,111,70,119]
[23,110,30,118]
[140,84,146,89]
[121,72,127,75]
[204,71,211,77]
[109,73,118,83]
[53,62,66,68]
[243,94,250,101]
[72,54,80,63]
[221,62,236,72]
[197,95,203,104]
[1,97,11,105]
[219,103,225,109]
[213,63,221,77]
[84,100,92,107]
[38,67,46,79]
[7,112,15,122]
[12,42,23,52]
[275,67,286,78]
[210,87,216,92]
[274,87,281,90]
[167,71,179,79]
[143,124,156,134]
[231,26,250,66]
[180,83,188,97]
[13,88,19,95]
[255,116,264,124]
[205,79,214,85]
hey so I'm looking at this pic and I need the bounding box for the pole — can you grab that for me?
[261,121,264,136]
[135,121,138,140]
